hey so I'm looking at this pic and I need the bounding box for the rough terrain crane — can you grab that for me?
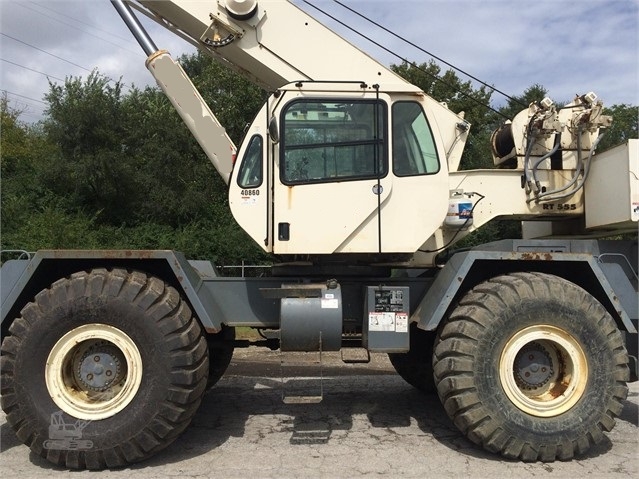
[1,0,637,470]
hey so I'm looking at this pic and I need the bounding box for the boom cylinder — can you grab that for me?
[111,0,236,183]
[111,0,158,56]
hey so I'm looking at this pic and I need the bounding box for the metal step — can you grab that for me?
[290,421,331,444]
[282,393,323,405]
[280,343,323,404]
[340,347,370,364]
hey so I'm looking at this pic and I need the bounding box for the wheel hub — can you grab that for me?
[514,341,554,389]
[499,325,588,417]
[75,343,125,391]
[46,323,143,421]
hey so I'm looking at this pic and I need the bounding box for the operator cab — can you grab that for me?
[229,84,451,257]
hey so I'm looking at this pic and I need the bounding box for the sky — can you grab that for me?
[0,0,637,124]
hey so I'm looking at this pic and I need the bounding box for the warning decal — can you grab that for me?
[369,312,408,332]
[395,312,409,333]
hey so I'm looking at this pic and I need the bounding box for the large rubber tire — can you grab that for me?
[0,269,209,470]
[207,325,235,387]
[388,324,436,393]
[433,272,629,462]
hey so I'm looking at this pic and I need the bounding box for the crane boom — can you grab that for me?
[133,0,420,92]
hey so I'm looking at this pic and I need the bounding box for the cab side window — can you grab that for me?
[237,135,263,188]
[392,102,439,176]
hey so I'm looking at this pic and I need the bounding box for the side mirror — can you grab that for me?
[268,116,279,144]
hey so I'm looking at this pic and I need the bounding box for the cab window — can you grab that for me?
[237,135,263,188]
[281,100,387,185]
[392,102,439,176]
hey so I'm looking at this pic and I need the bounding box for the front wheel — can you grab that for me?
[433,272,629,462]
[1,269,209,470]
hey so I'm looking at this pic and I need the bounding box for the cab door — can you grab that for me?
[271,95,392,255]
[229,103,270,253]
[383,99,450,252]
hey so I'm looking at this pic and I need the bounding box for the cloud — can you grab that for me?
[304,0,638,105]
[1,0,636,124]
[0,0,196,119]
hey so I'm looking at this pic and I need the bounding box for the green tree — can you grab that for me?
[0,96,76,252]
[1,95,29,166]
[599,104,639,151]
[43,72,139,225]
[1,96,36,241]
[118,84,223,228]
[28,55,269,263]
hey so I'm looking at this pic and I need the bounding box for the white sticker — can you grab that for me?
[395,313,408,333]
[241,196,257,205]
[324,293,335,299]
[321,298,338,309]
[369,312,396,331]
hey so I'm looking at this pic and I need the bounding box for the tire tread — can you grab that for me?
[0,268,208,470]
[433,272,630,462]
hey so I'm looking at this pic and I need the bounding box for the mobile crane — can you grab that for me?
[1,0,637,470]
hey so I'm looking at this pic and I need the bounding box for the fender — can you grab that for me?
[414,240,638,334]
[0,250,224,336]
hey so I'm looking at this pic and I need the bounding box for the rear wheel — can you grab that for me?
[0,269,209,470]
[207,326,235,387]
[433,272,629,462]
[388,324,436,393]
